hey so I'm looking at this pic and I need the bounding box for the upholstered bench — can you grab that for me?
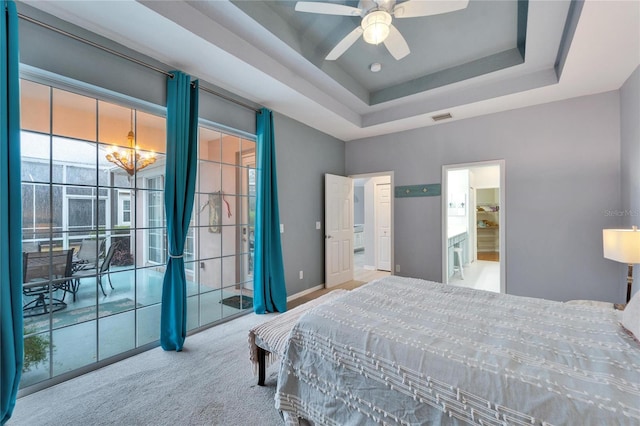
[248,289,349,386]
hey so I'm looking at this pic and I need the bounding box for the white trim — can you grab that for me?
[146,175,166,265]
[348,171,395,276]
[442,160,506,293]
[286,284,324,302]
[118,191,132,226]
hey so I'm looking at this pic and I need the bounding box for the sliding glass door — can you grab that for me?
[186,126,256,329]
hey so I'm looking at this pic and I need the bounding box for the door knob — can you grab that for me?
[325,235,332,239]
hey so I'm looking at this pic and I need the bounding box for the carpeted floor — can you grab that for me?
[11,281,371,426]
[9,313,283,426]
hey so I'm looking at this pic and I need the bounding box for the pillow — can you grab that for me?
[621,291,640,340]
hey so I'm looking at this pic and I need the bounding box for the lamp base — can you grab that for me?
[627,263,634,304]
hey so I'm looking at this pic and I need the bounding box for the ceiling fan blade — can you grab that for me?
[393,0,469,18]
[295,2,362,16]
[326,26,363,60]
[384,24,410,60]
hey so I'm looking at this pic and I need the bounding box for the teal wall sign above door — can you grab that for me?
[395,184,441,198]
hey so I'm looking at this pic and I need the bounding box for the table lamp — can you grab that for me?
[603,225,640,303]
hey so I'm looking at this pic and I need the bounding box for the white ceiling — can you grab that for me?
[22,0,640,141]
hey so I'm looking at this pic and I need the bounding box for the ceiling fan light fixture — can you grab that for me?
[361,10,392,45]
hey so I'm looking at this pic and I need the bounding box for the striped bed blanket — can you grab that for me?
[275,275,640,425]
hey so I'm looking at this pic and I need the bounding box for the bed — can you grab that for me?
[275,275,640,425]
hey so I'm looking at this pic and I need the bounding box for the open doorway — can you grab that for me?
[442,161,505,293]
[351,172,393,283]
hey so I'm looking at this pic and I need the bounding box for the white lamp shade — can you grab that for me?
[603,228,640,264]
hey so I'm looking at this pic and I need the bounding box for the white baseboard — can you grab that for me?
[287,284,324,302]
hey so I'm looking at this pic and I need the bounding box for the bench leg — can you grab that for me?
[258,347,267,386]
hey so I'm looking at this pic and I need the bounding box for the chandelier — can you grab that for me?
[105,109,156,176]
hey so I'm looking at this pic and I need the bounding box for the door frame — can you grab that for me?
[349,171,395,276]
[441,160,505,293]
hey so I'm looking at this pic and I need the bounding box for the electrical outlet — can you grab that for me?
[200,262,205,269]
[316,221,321,230]
[280,224,284,233]
[299,270,304,279]
[395,264,401,273]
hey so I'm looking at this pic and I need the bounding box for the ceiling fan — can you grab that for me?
[295,0,469,61]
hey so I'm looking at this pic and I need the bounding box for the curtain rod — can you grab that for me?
[196,85,260,113]
[18,13,261,114]
[18,13,172,77]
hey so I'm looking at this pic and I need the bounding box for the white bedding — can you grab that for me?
[275,276,640,425]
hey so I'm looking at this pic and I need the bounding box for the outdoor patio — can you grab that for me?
[21,264,252,389]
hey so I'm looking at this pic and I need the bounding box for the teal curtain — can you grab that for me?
[253,108,287,314]
[160,71,198,351]
[1,1,23,423]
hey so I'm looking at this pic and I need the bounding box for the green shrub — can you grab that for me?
[23,327,50,372]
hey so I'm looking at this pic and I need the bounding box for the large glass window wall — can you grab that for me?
[19,77,255,391]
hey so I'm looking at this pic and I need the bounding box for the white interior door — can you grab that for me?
[325,174,354,287]
[376,182,391,271]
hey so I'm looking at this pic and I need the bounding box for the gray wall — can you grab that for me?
[274,113,345,296]
[346,92,623,303]
[620,65,640,298]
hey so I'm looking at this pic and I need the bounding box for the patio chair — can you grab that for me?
[23,249,75,317]
[21,241,40,253]
[74,239,105,269]
[73,242,118,298]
